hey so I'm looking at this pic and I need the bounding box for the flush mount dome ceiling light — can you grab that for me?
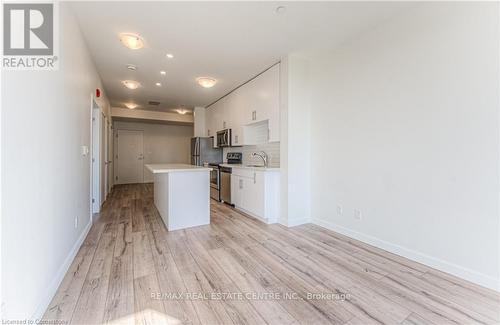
[122,80,141,89]
[125,103,138,109]
[155,82,162,87]
[176,108,188,115]
[166,53,174,59]
[119,33,144,50]
[196,77,217,88]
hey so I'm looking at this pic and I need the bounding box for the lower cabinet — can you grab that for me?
[231,168,280,223]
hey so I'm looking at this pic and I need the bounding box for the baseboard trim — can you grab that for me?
[312,218,500,292]
[280,217,311,227]
[31,220,92,319]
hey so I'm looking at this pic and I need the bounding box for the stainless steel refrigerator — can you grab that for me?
[190,137,222,166]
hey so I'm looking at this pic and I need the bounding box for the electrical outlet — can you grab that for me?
[354,209,362,220]
[74,216,78,228]
[337,205,343,216]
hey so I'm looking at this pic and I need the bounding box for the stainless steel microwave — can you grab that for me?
[216,129,232,147]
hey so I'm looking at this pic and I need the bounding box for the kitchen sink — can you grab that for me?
[245,164,265,168]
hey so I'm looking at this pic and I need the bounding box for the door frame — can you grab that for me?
[114,128,145,184]
[106,119,113,196]
[89,94,100,221]
[91,99,102,216]
[101,111,106,205]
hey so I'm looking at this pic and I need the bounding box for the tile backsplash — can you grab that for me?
[224,142,280,167]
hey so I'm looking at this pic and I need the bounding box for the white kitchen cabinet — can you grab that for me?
[227,86,245,146]
[211,100,223,133]
[231,174,242,207]
[205,63,280,146]
[205,106,217,147]
[214,96,230,131]
[243,65,279,128]
[231,126,244,146]
[231,168,280,223]
[223,97,233,131]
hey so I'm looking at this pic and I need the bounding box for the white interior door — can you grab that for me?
[107,122,113,192]
[100,112,106,203]
[116,129,144,184]
[103,116,109,198]
[92,107,101,213]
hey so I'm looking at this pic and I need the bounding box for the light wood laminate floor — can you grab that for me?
[43,184,500,324]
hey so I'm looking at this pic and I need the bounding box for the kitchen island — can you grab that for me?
[146,164,211,231]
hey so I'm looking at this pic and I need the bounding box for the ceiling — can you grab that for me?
[71,1,411,114]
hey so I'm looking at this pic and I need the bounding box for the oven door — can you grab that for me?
[210,167,219,189]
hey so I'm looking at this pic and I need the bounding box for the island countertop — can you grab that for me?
[146,164,212,174]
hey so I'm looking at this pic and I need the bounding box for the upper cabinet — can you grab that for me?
[205,63,280,145]
[205,106,214,138]
[218,96,231,131]
[242,64,279,128]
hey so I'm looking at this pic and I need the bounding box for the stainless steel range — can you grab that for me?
[207,163,221,201]
[220,152,242,205]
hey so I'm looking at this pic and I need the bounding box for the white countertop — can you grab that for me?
[146,164,212,174]
[219,163,280,171]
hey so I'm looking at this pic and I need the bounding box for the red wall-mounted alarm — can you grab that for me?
[96,88,101,98]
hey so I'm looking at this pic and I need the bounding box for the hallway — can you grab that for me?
[43,184,500,324]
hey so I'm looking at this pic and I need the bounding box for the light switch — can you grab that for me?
[81,145,89,156]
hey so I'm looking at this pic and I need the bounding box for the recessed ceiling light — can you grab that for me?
[176,108,188,115]
[166,53,174,59]
[125,103,138,109]
[155,82,162,87]
[122,80,141,89]
[160,70,166,75]
[275,6,287,14]
[119,33,144,50]
[196,77,217,88]
[126,64,137,71]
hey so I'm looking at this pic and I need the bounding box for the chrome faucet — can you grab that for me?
[252,151,268,167]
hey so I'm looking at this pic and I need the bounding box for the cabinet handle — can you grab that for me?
[239,179,243,189]
[208,129,210,136]
[223,121,226,129]
[235,135,238,143]
[254,111,257,120]
[253,172,256,184]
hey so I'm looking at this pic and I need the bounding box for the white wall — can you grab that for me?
[113,121,193,183]
[279,55,312,227]
[111,106,193,124]
[307,2,499,289]
[1,3,111,319]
